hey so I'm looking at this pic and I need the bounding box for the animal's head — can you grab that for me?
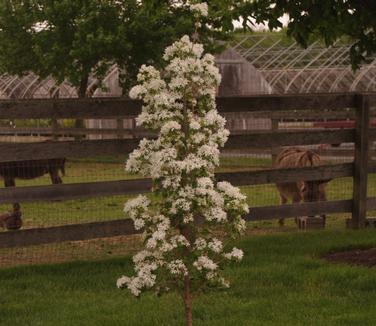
[300,179,331,202]
[13,203,21,212]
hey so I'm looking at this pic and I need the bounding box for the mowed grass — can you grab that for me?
[1,229,376,325]
[0,156,375,228]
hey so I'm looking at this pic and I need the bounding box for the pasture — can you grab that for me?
[1,228,376,325]
[0,155,372,229]
[0,154,374,268]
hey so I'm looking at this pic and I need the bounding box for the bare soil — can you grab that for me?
[325,247,376,267]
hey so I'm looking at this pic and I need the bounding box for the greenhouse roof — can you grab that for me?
[232,34,376,94]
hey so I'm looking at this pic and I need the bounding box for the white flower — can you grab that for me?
[190,120,200,130]
[127,279,142,296]
[133,250,151,264]
[235,218,247,233]
[191,132,206,144]
[167,259,188,276]
[153,230,166,241]
[160,241,174,253]
[193,255,218,271]
[117,275,131,289]
[224,247,244,261]
[206,207,227,222]
[172,198,191,213]
[192,43,204,57]
[204,110,226,127]
[134,218,145,230]
[171,235,190,247]
[194,238,207,250]
[190,2,208,17]
[129,85,146,99]
[206,271,216,280]
[146,237,158,249]
[124,195,150,221]
[217,181,247,201]
[183,213,194,223]
[198,144,220,165]
[161,121,182,135]
[208,238,223,253]
[219,277,230,288]
[197,177,213,189]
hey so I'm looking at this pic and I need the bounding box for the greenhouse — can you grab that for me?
[1,33,376,99]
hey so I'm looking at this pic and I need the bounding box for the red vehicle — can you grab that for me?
[313,119,376,129]
[313,119,376,146]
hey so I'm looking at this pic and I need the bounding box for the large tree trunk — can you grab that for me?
[77,74,89,98]
[74,75,89,138]
[50,86,60,140]
[183,274,193,326]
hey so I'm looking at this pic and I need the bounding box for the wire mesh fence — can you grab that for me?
[0,96,375,268]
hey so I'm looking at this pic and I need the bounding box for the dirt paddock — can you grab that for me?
[324,247,376,267]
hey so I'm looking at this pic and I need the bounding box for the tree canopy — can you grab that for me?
[1,0,374,97]
[0,0,131,96]
[0,0,236,97]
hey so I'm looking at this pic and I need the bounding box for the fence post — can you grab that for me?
[351,94,370,229]
[116,118,124,139]
[51,119,59,140]
[271,118,279,165]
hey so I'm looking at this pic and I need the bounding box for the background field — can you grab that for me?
[0,153,375,268]
[0,155,373,229]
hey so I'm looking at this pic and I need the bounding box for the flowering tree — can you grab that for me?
[117,3,249,325]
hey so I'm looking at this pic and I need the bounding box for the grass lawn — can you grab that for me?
[1,228,376,325]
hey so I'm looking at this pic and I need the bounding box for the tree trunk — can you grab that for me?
[74,75,89,138]
[183,274,193,326]
[77,74,89,98]
[50,87,60,140]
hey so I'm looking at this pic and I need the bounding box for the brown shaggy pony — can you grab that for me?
[0,203,22,230]
[274,148,330,226]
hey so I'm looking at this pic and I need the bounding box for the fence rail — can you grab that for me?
[0,129,362,162]
[0,93,375,119]
[0,93,375,249]
[0,162,369,203]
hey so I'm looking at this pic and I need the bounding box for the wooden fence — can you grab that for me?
[0,93,376,249]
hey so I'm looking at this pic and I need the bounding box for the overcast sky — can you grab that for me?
[234,14,289,31]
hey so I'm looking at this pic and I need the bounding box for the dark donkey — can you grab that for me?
[274,148,331,226]
[0,158,65,230]
[0,158,65,187]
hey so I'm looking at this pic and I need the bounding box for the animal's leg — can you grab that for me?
[292,193,302,223]
[319,190,327,225]
[50,170,62,184]
[292,194,301,203]
[0,212,8,229]
[4,177,15,188]
[3,178,20,214]
[49,170,63,202]
[278,195,288,226]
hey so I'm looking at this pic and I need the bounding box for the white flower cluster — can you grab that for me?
[116,250,162,296]
[190,2,208,17]
[168,259,188,276]
[223,247,244,261]
[193,255,217,271]
[118,23,248,297]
